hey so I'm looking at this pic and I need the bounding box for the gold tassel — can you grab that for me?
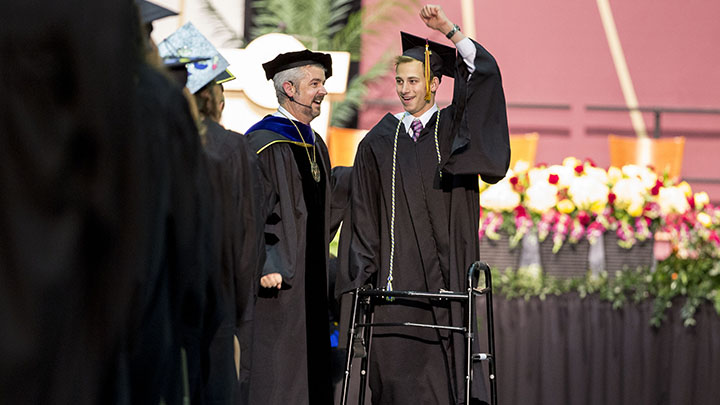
[424,42,432,102]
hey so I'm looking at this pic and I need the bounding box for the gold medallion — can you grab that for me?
[311,161,321,182]
[278,110,322,183]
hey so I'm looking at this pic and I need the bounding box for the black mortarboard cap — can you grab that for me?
[136,0,178,24]
[400,31,456,79]
[262,49,333,81]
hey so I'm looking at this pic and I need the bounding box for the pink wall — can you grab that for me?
[358,0,720,200]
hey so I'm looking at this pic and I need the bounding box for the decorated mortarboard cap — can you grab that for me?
[136,0,178,24]
[400,31,456,80]
[262,49,333,81]
[157,22,230,94]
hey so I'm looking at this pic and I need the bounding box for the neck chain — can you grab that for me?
[278,110,321,182]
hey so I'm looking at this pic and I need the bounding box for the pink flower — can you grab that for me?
[709,230,720,245]
[574,164,584,174]
[608,192,617,205]
[548,174,559,185]
[577,210,591,227]
[651,180,663,196]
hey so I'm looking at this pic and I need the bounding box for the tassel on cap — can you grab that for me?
[424,41,432,102]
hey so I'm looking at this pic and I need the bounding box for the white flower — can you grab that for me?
[562,156,582,168]
[658,186,690,215]
[512,160,530,174]
[612,178,645,210]
[607,166,623,184]
[584,165,609,185]
[568,175,609,211]
[621,164,657,190]
[547,165,574,188]
[527,167,549,186]
[525,182,559,214]
[694,192,710,209]
[480,180,520,211]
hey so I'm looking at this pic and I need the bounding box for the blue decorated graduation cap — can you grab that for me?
[157,22,234,93]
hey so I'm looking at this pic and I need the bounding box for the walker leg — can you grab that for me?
[358,298,374,405]
[340,289,361,405]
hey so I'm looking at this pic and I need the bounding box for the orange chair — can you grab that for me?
[509,132,539,168]
[608,135,685,179]
[326,126,368,167]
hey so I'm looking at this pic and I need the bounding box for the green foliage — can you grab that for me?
[200,0,244,47]
[330,53,392,127]
[492,256,720,328]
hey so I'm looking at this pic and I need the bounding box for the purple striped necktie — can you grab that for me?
[410,118,423,142]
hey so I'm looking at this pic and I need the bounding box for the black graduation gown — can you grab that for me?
[337,40,510,405]
[0,2,141,403]
[245,118,348,405]
[128,65,222,405]
[202,119,276,404]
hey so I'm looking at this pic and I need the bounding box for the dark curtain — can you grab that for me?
[487,293,720,405]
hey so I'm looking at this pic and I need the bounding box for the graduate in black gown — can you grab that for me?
[245,50,349,405]
[194,72,277,404]
[336,5,510,404]
[128,7,223,404]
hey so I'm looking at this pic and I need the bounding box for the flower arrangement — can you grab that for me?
[478,157,720,327]
[479,158,708,253]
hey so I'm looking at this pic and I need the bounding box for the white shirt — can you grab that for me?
[394,37,477,138]
[394,104,439,138]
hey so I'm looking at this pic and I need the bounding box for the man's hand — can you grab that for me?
[419,5,453,35]
[260,273,283,289]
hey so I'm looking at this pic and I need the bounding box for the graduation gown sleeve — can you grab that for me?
[443,39,510,184]
[336,140,382,293]
[329,165,353,238]
[255,145,306,287]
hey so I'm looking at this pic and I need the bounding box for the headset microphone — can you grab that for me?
[287,94,314,110]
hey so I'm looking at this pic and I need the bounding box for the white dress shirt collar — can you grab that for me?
[394,104,439,138]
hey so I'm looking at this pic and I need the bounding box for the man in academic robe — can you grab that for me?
[337,4,510,404]
[245,49,349,405]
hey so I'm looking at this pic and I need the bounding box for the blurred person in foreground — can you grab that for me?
[0,1,141,403]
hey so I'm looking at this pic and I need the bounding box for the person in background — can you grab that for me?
[128,8,222,404]
[194,71,277,404]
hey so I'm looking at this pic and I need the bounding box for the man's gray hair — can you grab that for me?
[272,63,326,103]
